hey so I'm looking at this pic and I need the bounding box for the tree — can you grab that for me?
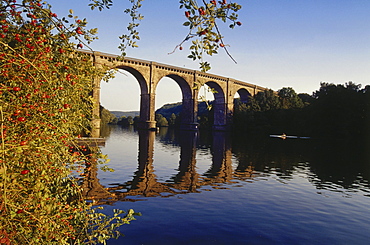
[254,89,281,111]
[309,82,367,138]
[278,87,304,109]
[155,113,169,127]
[169,113,177,127]
[0,1,135,244]
[298,93,314,106]
[100,104,117,124]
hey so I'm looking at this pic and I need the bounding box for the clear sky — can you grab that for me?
[48,0,370,111]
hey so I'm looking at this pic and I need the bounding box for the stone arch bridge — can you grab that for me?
[81,50,268,137]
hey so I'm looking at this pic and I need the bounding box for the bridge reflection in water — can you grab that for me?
[79,126,370,245]
[81,129,258,205]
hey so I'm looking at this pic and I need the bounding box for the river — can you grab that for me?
[86,125,370,245]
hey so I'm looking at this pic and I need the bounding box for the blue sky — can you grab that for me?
[48,0,370,111]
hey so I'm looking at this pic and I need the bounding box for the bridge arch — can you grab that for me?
[115,66,149,94]
[154,73,199,129]
[113,65,154,129]
[204,81,227,129]
[235,88,252,103]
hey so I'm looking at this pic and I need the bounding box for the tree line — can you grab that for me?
[102,82,369,141]
[233,82,370,140]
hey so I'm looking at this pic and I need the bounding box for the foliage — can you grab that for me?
[88,0,242,72]
[0,0,139,244]
[156,102,182,120]
[233,87,307,135]
[155,114,169,127]
[154,101,213,128]
[309,82,370,139]
[177,0,242,72]
[117,115,134,126]
[254,89,281,111]
[278,87,304,109]
[109,110,139,119]
[233,83,369,140]
[169,113,177,127]
[100,105,117,125]
[298,93,314,107]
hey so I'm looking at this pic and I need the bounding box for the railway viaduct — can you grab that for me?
[81,50,268,137]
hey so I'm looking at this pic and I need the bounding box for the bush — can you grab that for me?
[0,1,137,244]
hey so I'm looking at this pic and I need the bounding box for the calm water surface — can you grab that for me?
[88,125,370,245]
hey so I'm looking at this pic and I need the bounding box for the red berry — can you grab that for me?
[20,141,27,146]
[76,27,83,35]
[17,117,26,122]
[77,43,83,49]
[21,170,29,175]
[63,104,69,109]
[199,30,206,35]
[13,87,21,91]
[185,11,190,18]
[16,209,24,214]
[236,21,242,26]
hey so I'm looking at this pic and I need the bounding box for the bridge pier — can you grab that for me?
[139,93,156,130]
[180,123,199,131]
[91,70,102,137]
[212,124,231,131]
[180,97,199,131]
[91,118,101,138]
[136,120,157,130]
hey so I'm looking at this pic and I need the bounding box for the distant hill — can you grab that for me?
[109,101,212,120]
[110,111,139,118]
[156,102,182,118]
[155,101,212,119]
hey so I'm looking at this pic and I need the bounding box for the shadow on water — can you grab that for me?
[307,138,370,192]
[81,126,370,205]
[232,132,370,194]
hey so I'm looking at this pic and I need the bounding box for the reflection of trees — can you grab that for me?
[81,126,370,205]
[232,136,307,180]
[100,123,113,138]
[232,133,370,192]
[307,140,370,191]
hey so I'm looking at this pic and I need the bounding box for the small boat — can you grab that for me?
[269,134,310,140]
